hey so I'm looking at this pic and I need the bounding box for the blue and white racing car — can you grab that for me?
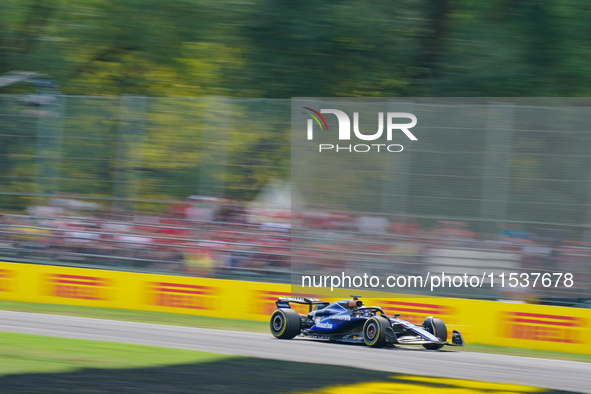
[270,296,464,349]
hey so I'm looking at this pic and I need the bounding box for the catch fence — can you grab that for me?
[0,95,590,304]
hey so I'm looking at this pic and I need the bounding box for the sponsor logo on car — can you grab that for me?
[147,282,216,310]
[254,290,318,315]
[503,311,584,344]
[308,334,331,340]
[279,297,322,303]
[315,322,334,329]
[46,273,110,301]
[331,315,351,321]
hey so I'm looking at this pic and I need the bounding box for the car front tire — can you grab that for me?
[422,316,447,350]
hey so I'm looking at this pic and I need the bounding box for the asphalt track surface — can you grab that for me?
[0,311,589,393]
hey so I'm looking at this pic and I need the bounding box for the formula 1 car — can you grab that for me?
[270,296,464,349]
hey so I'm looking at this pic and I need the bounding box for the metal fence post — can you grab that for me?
[380,101,414,216]
[113,95,146,211]
[198,97,231,197]
[584,120,591,243]
[480,103,514,236]
[34,95,64,201]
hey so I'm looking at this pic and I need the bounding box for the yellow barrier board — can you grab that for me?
[0,262,589,354]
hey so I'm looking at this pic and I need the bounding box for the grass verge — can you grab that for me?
[0,332,392,393]
[0,331,231,377]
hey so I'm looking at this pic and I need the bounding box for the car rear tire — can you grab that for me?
[270,308,301,339]
[422,316,447,350]
[363,317,389,348]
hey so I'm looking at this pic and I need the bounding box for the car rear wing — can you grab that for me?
[276,297,329,312]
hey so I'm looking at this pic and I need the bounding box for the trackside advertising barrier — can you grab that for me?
[0,262,589,354]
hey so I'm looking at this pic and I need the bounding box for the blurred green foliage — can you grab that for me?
[1,0,591,226]
[3,0,591,97]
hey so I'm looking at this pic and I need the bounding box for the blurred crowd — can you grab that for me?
[0,197,589,306]
[0,198,291,282]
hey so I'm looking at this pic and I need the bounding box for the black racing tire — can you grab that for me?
[422,316,447,350]
[270,308,301,339]
[363,316,389,348]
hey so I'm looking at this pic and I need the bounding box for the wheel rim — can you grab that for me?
[272,315,284,332]
[366,323,376,340]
